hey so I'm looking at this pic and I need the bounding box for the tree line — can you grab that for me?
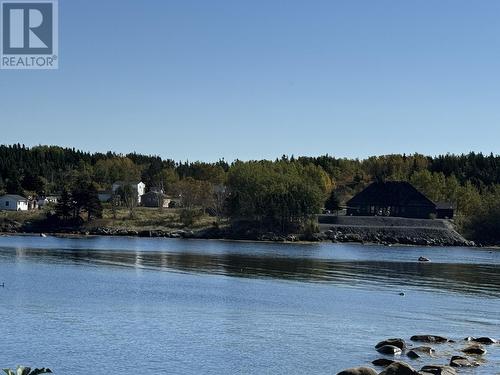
[1,144,499,243]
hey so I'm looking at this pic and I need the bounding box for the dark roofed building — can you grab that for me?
[346,181,437,219]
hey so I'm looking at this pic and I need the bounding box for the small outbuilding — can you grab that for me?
[0,194,29,211]
[141,191,171,208]
[436,202,455,219]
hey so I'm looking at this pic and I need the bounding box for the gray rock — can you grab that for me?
[406,350,420,359]
[371,358,395,367]
[312,232,327,241]
[449,355,479,367]
[410,335,449,343]
[462,344,487,355]
[471,336,497,345]
[378,361,419,375]
[420,365,457,375]
[336,367,378,375]
[410,346,435,355]
[376,345,403,355]
[182,230,195,238]
[375,338,407,351]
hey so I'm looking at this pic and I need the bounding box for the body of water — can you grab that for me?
[0,235,499,374]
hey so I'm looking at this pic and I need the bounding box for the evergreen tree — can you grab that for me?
[55,189,72,221]
[22,173,47,194]
[84,184,103,221]
[6,177,24,196]
[72,182,102,221]
[324,190,341,213]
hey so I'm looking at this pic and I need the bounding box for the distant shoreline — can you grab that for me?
[0,223,479,248]
[0,208,482,247]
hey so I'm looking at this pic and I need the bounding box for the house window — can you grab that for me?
[5,201,9,207]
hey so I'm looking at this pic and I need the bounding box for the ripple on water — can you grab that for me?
[0,236,499,374]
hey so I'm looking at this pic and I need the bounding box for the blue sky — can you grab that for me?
[1,0,500,161]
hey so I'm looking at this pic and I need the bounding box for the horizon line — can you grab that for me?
[2,143,499,164]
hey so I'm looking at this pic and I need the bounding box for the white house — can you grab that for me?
[0,194,29,211]
[112,181,146,203]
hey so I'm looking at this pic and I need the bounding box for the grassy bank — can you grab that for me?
[95,207,218,231]
[0,207,219,233]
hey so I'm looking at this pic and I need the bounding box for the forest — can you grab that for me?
[0,144,499,243]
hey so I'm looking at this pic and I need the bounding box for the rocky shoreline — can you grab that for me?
[0,225,477,247]
[0,216,476,247]
[338,334,498,374]
[321,227,475,247]
[0,215,482,247]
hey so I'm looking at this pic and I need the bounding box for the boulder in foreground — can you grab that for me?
[375,338,406,350]
[372,358,395,367]
[462,343,487,355]
[470,336,497,345]
[378,361,419,375]
[420,365,457,375]
[376,345,403,355]
[336,367,377,375]
[449,355,479,367]
[410,335,449,343]
[407,345,435,359]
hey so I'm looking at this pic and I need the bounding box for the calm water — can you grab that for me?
[0,235,499,374]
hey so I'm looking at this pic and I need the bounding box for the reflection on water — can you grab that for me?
[2,243,500,297]
[0,236,499,375]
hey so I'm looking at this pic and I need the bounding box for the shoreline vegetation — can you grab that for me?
[0,193,481,247]
[0,144,499,247]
